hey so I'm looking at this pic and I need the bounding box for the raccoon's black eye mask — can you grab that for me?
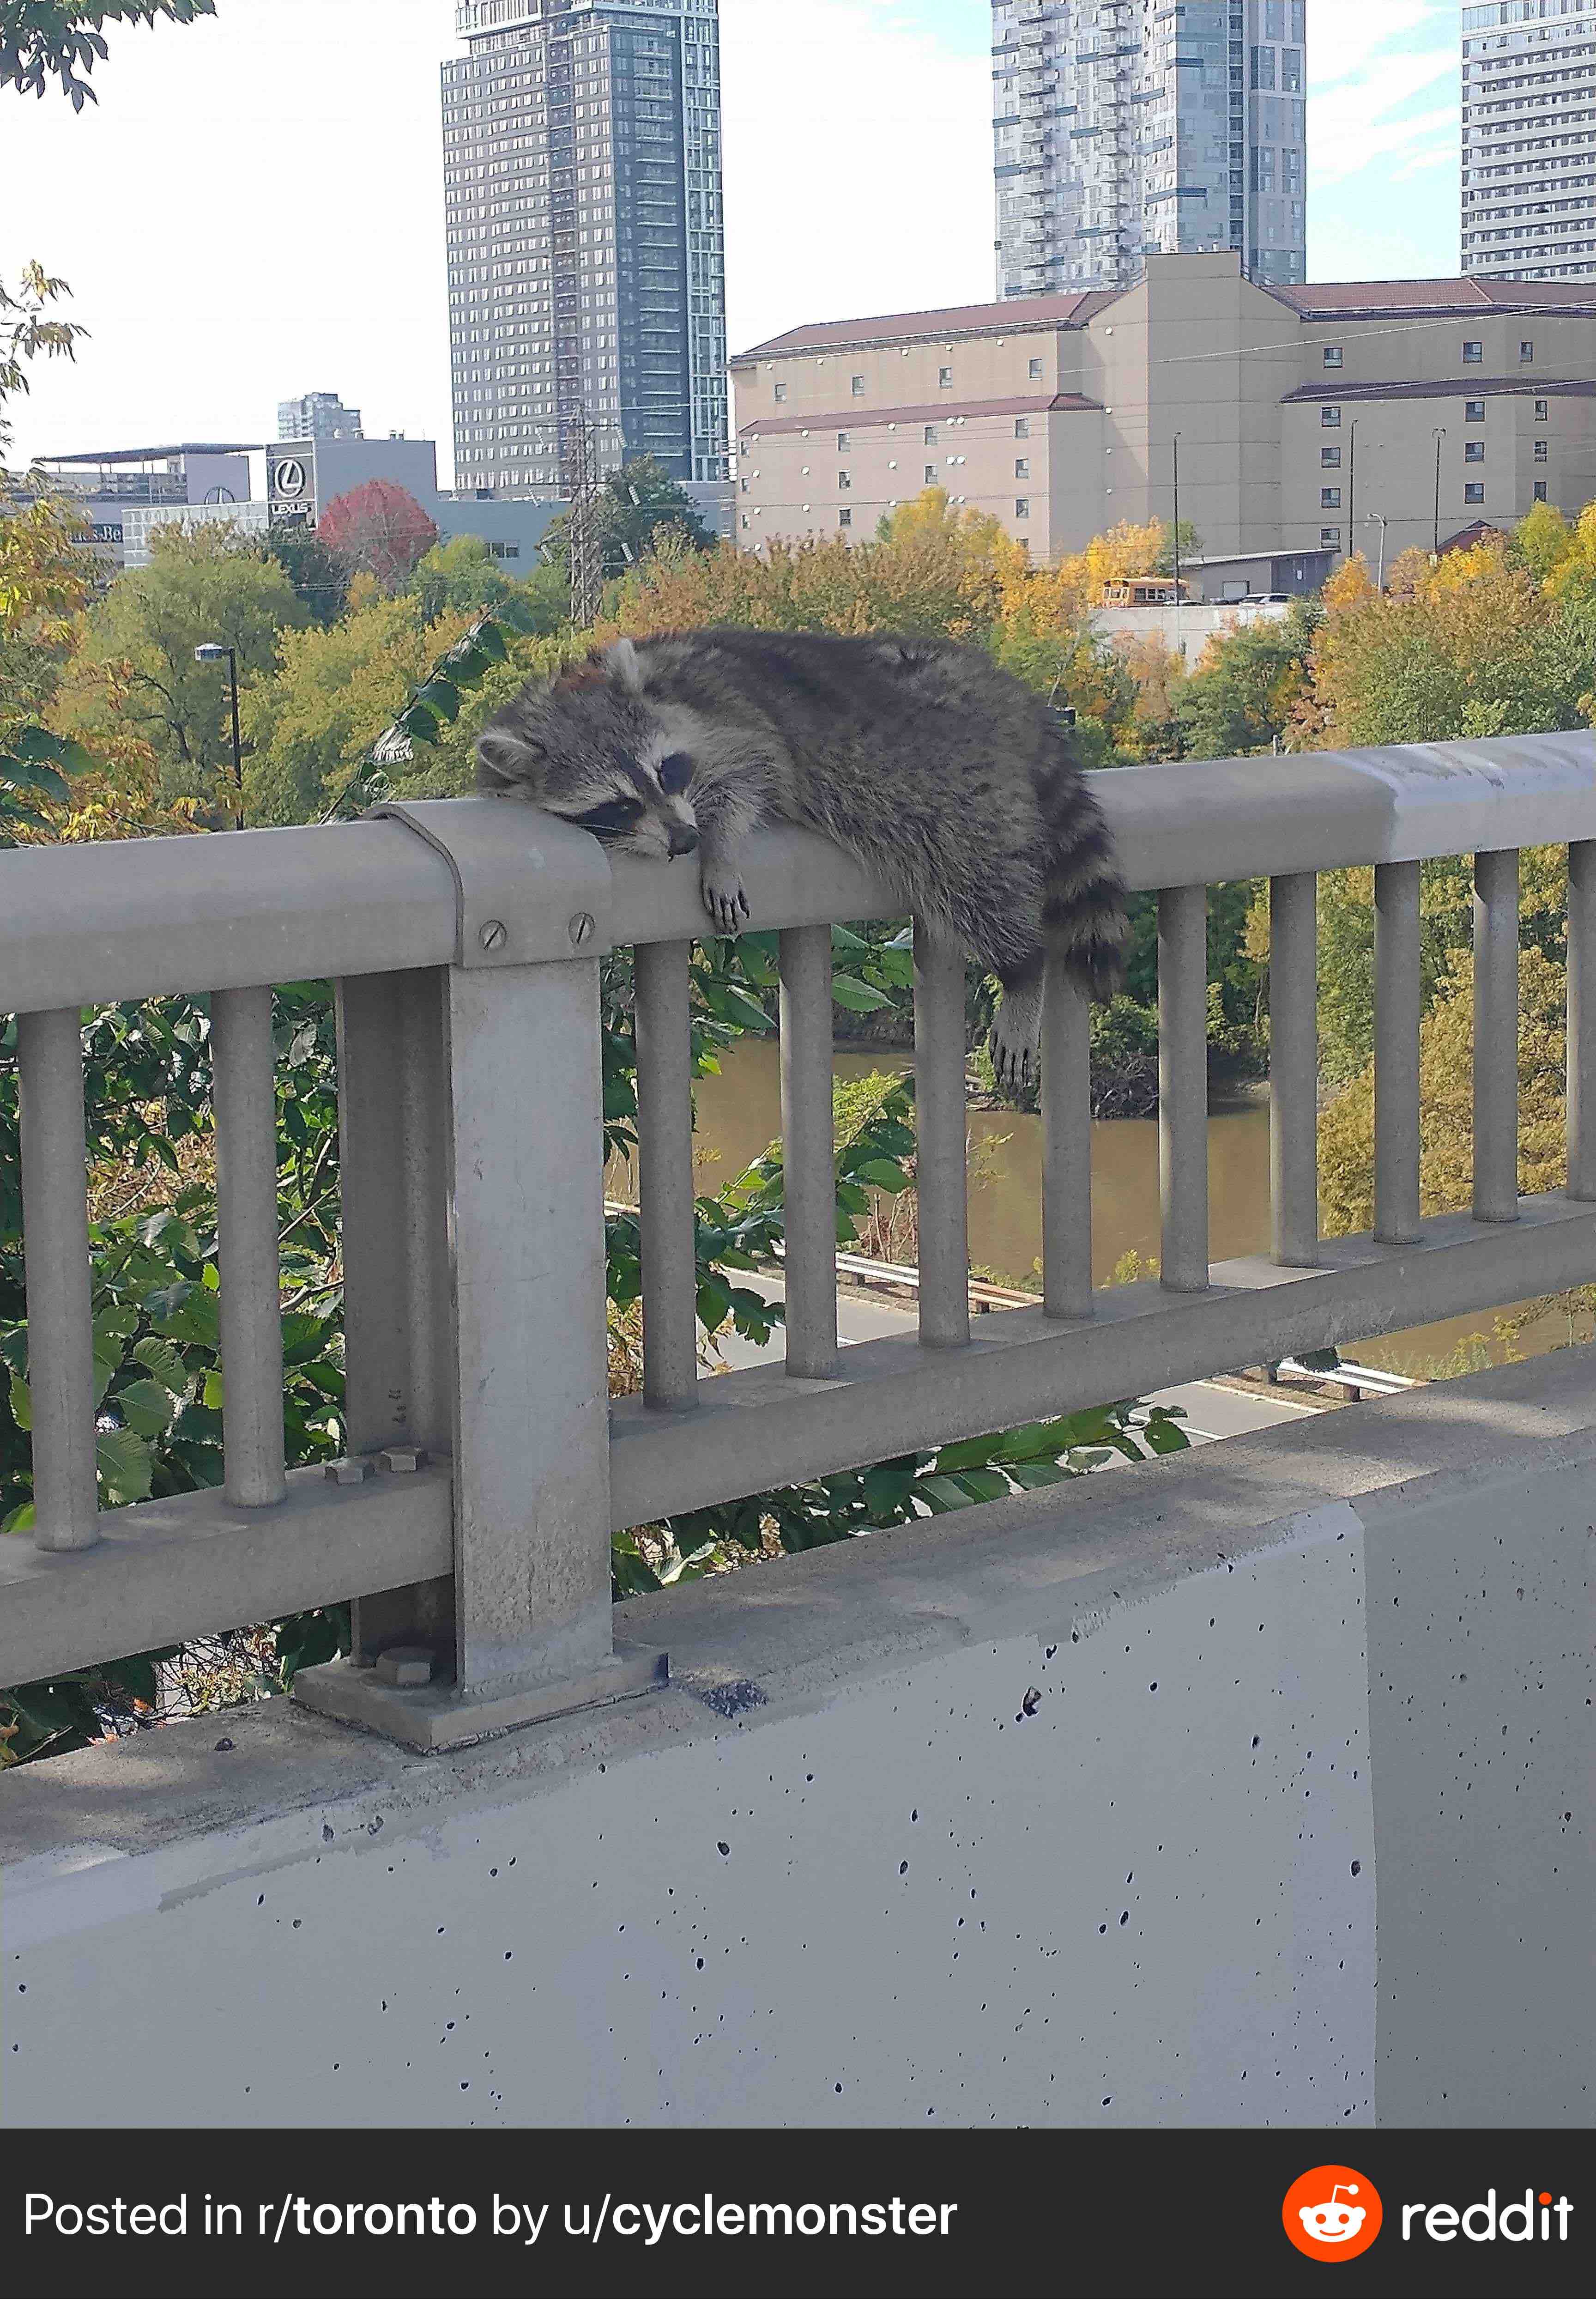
[572,797,643,837]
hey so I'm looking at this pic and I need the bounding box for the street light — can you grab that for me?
[1171,431,1184,658]
[1364,510,1390,590]
[1432,427,1447,559]
[194,642,243,828]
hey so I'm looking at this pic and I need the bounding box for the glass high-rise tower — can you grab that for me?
[993,0,1307,297]
[1462,0,1596,280]
[443,0,727,493]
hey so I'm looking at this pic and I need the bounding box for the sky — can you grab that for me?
[0,0,1465,479]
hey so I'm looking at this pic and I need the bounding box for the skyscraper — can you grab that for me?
[1462,1,1596,281]
[443,0,728,496]
[993,0,1307,298]
[277,392,364,442]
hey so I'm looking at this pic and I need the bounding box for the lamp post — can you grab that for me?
[1432,428,1447,559]
[194,642,243,829]
[1364,510,1390,590]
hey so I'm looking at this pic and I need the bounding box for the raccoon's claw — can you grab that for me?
[989,1019,1040,1096]
[701,869,750,936]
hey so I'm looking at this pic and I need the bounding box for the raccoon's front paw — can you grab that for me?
[701,865,750,935]
[989,1010,1040,1095]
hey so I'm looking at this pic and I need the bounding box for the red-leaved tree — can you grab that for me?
[318,479,438,592]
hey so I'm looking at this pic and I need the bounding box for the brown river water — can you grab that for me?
[640,1038,1578,1379]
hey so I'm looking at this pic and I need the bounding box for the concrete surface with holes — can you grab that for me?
[2,1353,1589,2130]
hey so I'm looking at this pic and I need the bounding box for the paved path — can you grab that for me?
[711,1271,1322,1449]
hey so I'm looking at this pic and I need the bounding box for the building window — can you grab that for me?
[838,471,851,489]
[1534,480,1549,502]
[1322,344,1343,368]
[938,365,953,388]
[1015,417,1030,438]
[1015,498,1030,519]
[1321,486,1342,509]
[837,431,851,451]
[1321,405,1341,427]
[740,513,750,530]
[1015,458,1030,478]
[1536,400,1549,421]
[1465,441,1486,464]
[1465,400,1486,423]
[1321,527,1342,546]
[1520,339,1534,363]
[1463,340,1483,363]
[1535,440,1549,463]
[774,382,787,402]
[839,507,852,528]
[851,375,865,397]
[1321,446,1342,467]
[1465,482,1485,504]
[1028,357,1043,379]
[924,425,938,444]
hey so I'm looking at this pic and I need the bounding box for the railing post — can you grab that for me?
[326,967,456,1671]
[1158,884,1210,1293]
[1472,849,1521,1225]
[634,940,701,1409]
[296,800,659,1752]
[913,927,971,1349]
[1041,949,1093,1319]
[1269,873,1319,1268]
[211,985,287,1506]
[1374,860,1423,1246]
[16,1009,99,1553]
[1569,839,1596,1202]
[779,924,840,1379]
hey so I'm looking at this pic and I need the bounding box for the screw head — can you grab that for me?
[323,1457,374,1486]
[479,918,508,952]
[379,1445,428,1474]
[569,910,596,947]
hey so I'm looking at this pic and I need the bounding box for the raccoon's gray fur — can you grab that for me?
[476,627,1128,1086]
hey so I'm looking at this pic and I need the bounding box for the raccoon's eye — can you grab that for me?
[658,752,693,795]
[572,798,642,838]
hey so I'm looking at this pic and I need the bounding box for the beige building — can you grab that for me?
[731,253,1596,586]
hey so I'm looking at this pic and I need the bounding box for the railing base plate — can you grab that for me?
[291,1642,668,1754]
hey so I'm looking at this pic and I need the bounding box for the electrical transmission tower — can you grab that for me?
[561,410,604,629]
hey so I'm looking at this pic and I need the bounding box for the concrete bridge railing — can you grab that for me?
[1,730,1593,1753]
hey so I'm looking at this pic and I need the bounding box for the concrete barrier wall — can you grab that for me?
[2,1353,1590,2129]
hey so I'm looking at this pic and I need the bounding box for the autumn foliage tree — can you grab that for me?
[318,479,438,594]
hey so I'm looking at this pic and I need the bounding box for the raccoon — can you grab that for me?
[475,627,1128,1086]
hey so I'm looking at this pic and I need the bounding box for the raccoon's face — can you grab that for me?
[476,649,698,863]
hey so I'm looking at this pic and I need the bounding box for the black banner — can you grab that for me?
[4,2125,1586,2299]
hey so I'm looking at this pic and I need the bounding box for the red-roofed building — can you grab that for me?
[731,254,1596,588]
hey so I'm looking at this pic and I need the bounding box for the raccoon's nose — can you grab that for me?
[667,824,699,857]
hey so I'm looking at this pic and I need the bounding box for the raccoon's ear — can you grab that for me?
[476,729,542,790]
[603,636,644,694]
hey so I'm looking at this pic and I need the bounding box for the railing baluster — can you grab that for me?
[1569,839,1596,1202]
[16,1008,98,1552]
[211,986,286,1506]
[913,926,971,1349]
[634,939,699,1410]
[1473,848,1521,1225]
[1374,860,1423,1245]
[1269,872,1320,1268]
[1158,884,1209,1293]
[779,924,839,1379]
[1042,947,1093,1319]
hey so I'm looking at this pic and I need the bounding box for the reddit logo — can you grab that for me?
[1283,2166,1384,2262]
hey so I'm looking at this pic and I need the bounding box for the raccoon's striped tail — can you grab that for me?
[1041,777,1130,1003]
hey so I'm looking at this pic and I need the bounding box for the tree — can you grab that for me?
[1172,600,1319,759]
[1154,518,1203,576]
[0,262,86,454]
[319,479,438,594]
[258,520,348,628]
[60,521,303,821]
[542,455,713,583]
[0,2,213,108]
[0,480,98,836]
[410,532,568,634]
[1510,500,1573,588]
